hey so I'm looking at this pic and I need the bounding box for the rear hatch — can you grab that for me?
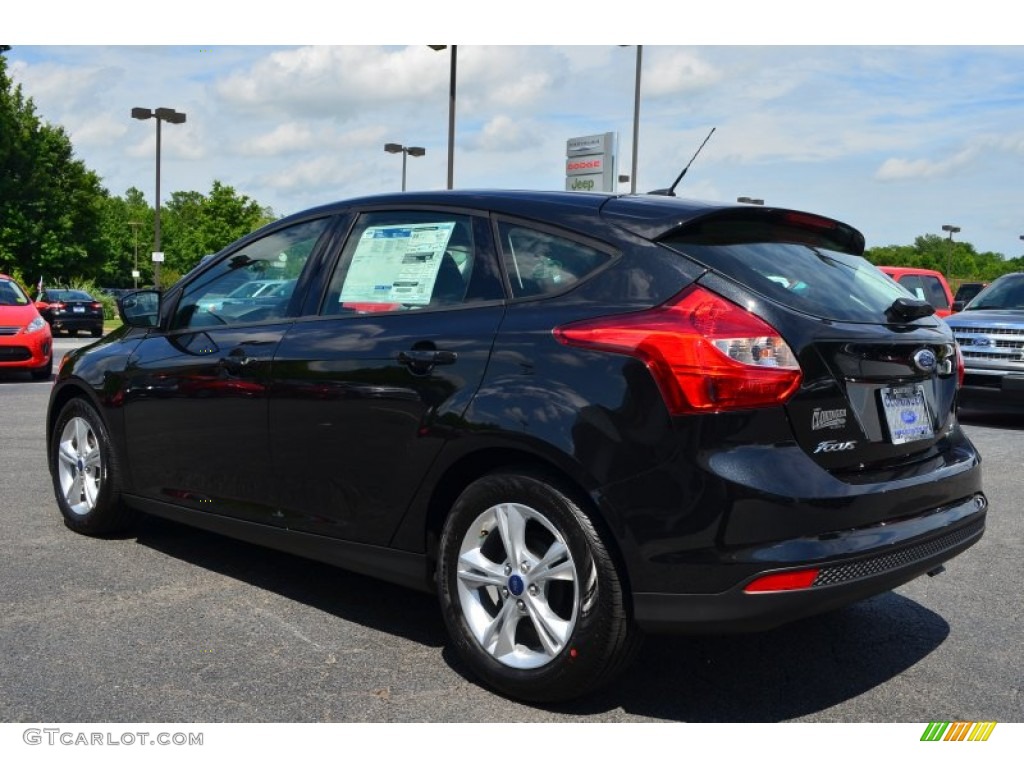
[652,208,960,472]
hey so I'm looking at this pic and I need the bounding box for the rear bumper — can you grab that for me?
[50,315,103,332]
[633,494,986,633]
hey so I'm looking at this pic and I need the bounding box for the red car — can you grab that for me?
[877,266,955,318]
[0,274,53,380]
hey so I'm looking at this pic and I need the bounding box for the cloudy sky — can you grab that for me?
[7,3,1023,257]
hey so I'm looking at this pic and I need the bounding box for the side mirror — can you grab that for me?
[951,300,965,313]
[118,290,161,328]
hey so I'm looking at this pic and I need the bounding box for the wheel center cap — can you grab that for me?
[77,458,85,472]
[507,574,525,596]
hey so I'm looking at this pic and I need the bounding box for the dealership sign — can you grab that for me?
[565,132,616,193]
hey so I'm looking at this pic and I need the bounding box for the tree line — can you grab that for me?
[864,235,1024,288]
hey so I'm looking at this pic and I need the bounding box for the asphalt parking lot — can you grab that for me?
[0,335,1020,722]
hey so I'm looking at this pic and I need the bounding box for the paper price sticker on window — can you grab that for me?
[340,222,456,306]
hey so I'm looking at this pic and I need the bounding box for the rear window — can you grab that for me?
[661,237,910,323]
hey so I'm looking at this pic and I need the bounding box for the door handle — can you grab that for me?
[220,347,252,375]
[398,349,458,370]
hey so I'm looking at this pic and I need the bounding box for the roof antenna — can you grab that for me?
[648,127,716,196]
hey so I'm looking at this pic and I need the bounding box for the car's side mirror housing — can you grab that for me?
[118,290,161,328]
[951,300,965,313]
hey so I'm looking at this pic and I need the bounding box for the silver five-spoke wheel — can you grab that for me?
[456,502,579,669]
[50,398,133,535]
[439,472,638,702]
[56,416,103,516]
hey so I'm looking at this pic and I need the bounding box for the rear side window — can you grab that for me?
[496,222,613,299]
[662,238,908,323]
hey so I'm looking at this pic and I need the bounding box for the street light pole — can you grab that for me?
[942,224,961,278]
[131,107,186,290]
[428,45,457,189]
[631,45,642,195]
[384,143,426,191]
[128,220,142,289]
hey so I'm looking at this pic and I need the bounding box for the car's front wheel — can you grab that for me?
[50,398,135,535]
[30,355,52,381]
[437,472,639,702]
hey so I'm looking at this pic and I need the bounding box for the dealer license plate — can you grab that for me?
[880,384,933,444]
[72,306,85,313]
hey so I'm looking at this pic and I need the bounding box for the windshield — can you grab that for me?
[964,274,1024,310]
[660,239,910,322]
[0,279,30,306]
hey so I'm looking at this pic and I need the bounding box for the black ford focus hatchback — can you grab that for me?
[46,190,985,702]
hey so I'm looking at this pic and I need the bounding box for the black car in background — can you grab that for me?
[45,191,986,702]
[951,281,987,313]
[35,289,104,337]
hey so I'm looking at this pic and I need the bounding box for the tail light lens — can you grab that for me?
[90,302,102,310]
[744,568,820,593]
[955,342,965,387]
[52,302,66,311]
[554,286,802,414]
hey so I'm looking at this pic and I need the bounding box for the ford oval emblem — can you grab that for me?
[901,409,918,424]
[912,348,937,373]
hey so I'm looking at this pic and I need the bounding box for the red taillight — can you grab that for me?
[743,569,820,593]
[52,302,66,311]
[90,302,102,310]
[554,286,802,414]
[955,343,965,387]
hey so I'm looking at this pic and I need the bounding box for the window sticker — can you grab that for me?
[340,222,456,306]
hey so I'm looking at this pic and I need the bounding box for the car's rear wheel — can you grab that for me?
[50,398,135,535]
[437,472,639,702]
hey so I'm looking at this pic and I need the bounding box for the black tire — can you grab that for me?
[91,327,103,337]
[30,355,53,381]
[50,398,135,535]
[437,472,640,703]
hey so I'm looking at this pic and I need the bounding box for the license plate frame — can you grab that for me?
[72,306,85,313]
[880,384,934,445]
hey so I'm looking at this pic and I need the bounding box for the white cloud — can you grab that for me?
[643,49,721,97]
[464,115,542,153]
[215,46,447,117]
[238,123,317,155]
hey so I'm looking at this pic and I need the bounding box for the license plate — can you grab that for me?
[880,385,933,444]
[72,306,85,313]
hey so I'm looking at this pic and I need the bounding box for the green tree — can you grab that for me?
[96,187,153,287]
[160,180,275,274]
[0,48,109,283]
